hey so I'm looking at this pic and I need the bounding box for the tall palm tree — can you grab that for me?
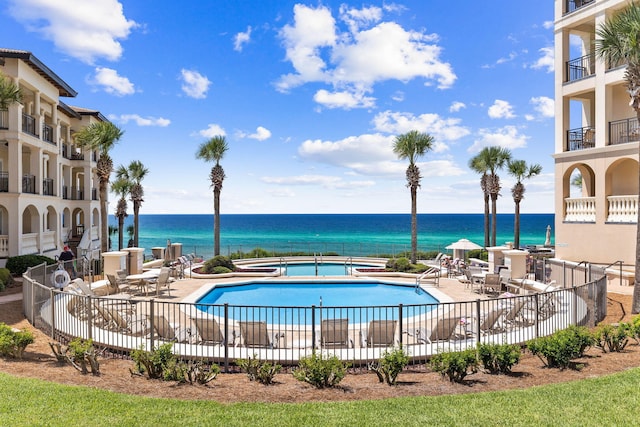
[481,147,512,246]
[115,160,148,247]
[469,154,491,248]
[392,130,435,264]
[196,136,229,256]
[0,71,22,110]
[74,121,124,253]
[507,160,542,249]
[596,2,640,313]
[111,177,130,251]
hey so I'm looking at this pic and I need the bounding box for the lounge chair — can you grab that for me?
[503,299,533,328]
[320,318,352,348]
[479,308,505,335]
[192,317,226,345]
[72,277,121,297]
[151,314,192,343]
[413,316,462,344]
[239,321,283,348]
[360,320,397,347]
[95,304,148,336]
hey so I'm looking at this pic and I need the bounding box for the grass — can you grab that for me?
[1,369,640,426]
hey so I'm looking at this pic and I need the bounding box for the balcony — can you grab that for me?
[564,197,596,222]
[0,109,7,129]
[0,172,7,192]
[71,186,84,200]
[22,113,37,137]
[566,0,595,14]
[42,124,55,144]
[607,195,638,223]
[42,178,54,196]
[91,187,98,201]
[62,185,68,200]
[609,117,640,145]
[567,126,595,151]
[566,53,595,83]
[22,174,36,194]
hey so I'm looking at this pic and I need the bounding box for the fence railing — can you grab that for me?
[22,258,607,371]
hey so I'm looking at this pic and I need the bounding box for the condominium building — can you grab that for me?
[0,48,104,262]
[554,0,638,265]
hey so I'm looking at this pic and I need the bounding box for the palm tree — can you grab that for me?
[596,2,640,313]
[115,160,148,247]
[196,136,229,256]
[111,177,130,250]
[0,71,22,110]
[392,130,435,264]
[74,121,124,253]
[507,160,542,249]
[481,147,512,246]
[469,154,491,248]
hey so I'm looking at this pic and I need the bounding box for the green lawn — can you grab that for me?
[1,369,639,426]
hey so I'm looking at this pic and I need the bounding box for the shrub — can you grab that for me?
[429,349,478,383]
[0,323,34,359]
[594,323,629,353]
[131,343,177,380]
[477,343,522,374]
[6,255,56,276]
[386,257,411,272]
[0,268,14,288]
[368,346,410,385]
[627,315,640,344]
[184,360,220,385]
[293,353,349,388]
[527,325,594,369]
[65,338,100,375]
[237,354,282,385]
[201,255,235,274]
[211,266,232,274]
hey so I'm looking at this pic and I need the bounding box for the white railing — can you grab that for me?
[0,235,8,257]
[21,232,39,254]
[564,197,596,222]
[607,195,638,223]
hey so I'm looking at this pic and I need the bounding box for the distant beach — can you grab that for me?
[112,213,555,260]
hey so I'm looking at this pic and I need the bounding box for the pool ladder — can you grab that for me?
[314,252,323,276]
[279,257,288,276]
[344,257,353,276]
[415,267,441,293]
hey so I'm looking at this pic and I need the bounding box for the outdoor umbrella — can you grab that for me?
[445,238,483,261]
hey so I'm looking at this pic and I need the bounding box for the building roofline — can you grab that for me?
[0,48,77,97]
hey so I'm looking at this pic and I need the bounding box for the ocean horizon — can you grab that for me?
[110,213,555,260]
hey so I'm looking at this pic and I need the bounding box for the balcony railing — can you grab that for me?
[0,172,7,192]
[71,186,84,200]
[91,187,98,201]
[567,126,595,151]
[0,109,7,129]
[22,113,36,136]
[564,197,596,222]
[607,195,638,223]
[0,235,8,258]
[62,185,68,200]
[42,124,54,144]
[22,174,36,194]
[566,0,595,14]
[21,232,38,255]
[566,53,595,82]
[609,117,639,145]
[42,178,54,196]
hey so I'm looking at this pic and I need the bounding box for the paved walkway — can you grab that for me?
[0,292,22,304]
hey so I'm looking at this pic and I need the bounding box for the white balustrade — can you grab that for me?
[21,232,39,254]
[607,195,638,223]
[0,235,8,257]
[41,231,56,252]
[564,197,596,222]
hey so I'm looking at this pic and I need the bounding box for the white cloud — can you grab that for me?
[234,26,252,52]
[248,126,272,141]
[542,20,553,29]
[530,96,555,118]
[488,100,516,119]
[108,114,170,127]
[468,126,529,153]
[449,101,466,112]
[496,51,517,64]
[8,0,137,64]
[391,91,404,102]
[180,69,211,99]
[90,67,134,96]
[531,46,554,73]
[276,4,456,109]
[198,124,226,138]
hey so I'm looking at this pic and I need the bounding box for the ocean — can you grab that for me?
[111,213,555,260]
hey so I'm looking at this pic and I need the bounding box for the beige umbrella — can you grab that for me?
[446,238,483,260]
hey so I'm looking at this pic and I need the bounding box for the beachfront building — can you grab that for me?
[553,0,638,265]
[0,49,104,262]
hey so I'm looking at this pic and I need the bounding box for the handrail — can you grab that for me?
[279,257,287,276]
[603,260,625,287]
[344,256,353,276]
[568,260,589,287]
[415,267,440,292]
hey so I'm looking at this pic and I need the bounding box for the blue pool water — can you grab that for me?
[196,281,439,323]
[259,262,383,276]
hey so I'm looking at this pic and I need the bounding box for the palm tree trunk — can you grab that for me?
[484,194,490,248]
[100,182,108,253]
[214,187,221,256]
[133,202,140,247]
[514,200,521,249]
[491,194,497,247]
[118,215,124,251]
[633,113,640,312]
[411,186,417,264]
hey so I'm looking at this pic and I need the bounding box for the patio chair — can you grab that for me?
[192,317,226,345]
[482,274,502,295]
[151,314,192,343]
[360,320,397,347]
[503,299,534,328]
[320,318,352,348]
[239,321,283,348]
[413,316,462,344]
[147,267,176,296]
[479,307,506,335]
[95,304,148,336]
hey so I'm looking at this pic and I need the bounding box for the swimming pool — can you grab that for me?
[256,261,384,276]
[195,280,439,323]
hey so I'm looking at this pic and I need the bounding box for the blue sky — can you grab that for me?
[1,0,555,215]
